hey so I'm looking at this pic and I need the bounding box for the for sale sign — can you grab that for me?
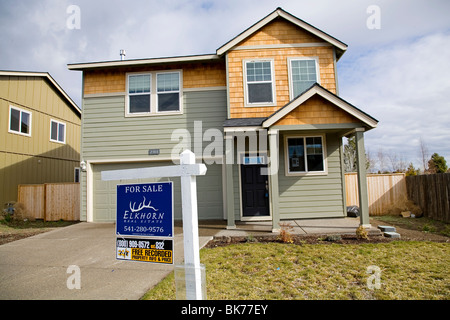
[116,237,173,264]
[116,182,173,238]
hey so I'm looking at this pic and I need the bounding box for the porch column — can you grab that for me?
[224,134,236,229]
[355,129,370,227]
[268,130,280,232]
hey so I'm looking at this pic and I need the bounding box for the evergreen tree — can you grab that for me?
[428,153,448,173]
[405,162,418,176]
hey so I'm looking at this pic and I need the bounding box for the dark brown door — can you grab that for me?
[240,163,269,217]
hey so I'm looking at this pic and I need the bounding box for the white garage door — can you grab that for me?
[92,161,223,222]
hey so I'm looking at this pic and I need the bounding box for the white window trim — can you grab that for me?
[156,71,183,114]
[243,59,277,107]
[284,134,328,176]
[287,57,320,100]
[125,72,152,117]
[125,70,183,117]
[8,105,32,137]
[50,119,66,144]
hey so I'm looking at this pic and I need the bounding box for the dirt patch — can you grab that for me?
[0,220,79,246]
[206,219,449,248]
[370,219,449,242]
[0,230,51,246]
[205,233,395,248]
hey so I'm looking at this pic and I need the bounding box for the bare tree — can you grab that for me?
[366,148,375,173]
[377,147,387,173]
[419,137,429,173]
[387,151,408,173]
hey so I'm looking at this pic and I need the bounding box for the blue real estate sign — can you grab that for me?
[116,182,173,238]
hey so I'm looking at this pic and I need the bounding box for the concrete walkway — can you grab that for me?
[0,222,212,300]
[0,218,380,300]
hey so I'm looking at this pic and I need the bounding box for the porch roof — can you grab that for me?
[224,83,378,132]
[262,83,378,129]
[223,117,266,128]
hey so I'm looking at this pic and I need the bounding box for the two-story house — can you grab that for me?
[0,70,81,209]
[68,8,377,231]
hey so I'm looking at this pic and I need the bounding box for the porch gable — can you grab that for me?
[262,83,378,129]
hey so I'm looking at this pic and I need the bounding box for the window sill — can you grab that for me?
[285,171,328,177]
[8,130,31,138]
[125,111,183,118]
[244,102,277,108]
[50,139,66,145]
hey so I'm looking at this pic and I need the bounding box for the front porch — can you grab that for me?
[223,84,378,232]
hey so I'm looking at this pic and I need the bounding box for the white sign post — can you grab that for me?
[179,150,203,300]
[101,149,207,300]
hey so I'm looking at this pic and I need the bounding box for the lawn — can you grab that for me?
[142,241,449,300]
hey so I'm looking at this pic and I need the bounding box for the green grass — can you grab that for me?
[142,241,450,300]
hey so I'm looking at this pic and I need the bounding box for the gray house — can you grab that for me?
[68,8,377,231]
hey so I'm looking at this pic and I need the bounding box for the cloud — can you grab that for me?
[339,31,450,169]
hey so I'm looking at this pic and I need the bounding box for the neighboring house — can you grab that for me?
[0,70,81,208]
[68,8,377,230]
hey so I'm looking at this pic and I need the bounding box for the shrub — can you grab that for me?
[356,225,369,240]
[278,222,294,243]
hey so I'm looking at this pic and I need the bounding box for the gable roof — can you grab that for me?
[216,7,348,59]
[0,70,81,116]
[68,8,348,71]
[262,83,378,129]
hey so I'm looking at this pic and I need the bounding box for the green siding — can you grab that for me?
[278,133,345,219]
[81,90,227,221]
[228,132,345,221]
[82,90,227,160]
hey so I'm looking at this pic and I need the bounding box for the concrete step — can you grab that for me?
[378,225,396,232]
[383,231,401,238]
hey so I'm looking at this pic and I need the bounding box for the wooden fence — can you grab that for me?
[406,173,450,223]
[345,173,407,215]
[17,183,80,221]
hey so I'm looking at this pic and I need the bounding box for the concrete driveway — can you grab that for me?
[0,222,212,300]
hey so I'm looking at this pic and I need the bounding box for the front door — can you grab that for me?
[240,159,270,219]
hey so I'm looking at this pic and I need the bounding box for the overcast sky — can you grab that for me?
[1,0,449,171]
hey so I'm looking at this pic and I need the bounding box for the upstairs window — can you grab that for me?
[128,74,151,114]
[126,70,182,116]
[244,60,276,106]
[50,119,66,144]
[9,106,31,136]
[289,58,319,98]
[157,72,180,112]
